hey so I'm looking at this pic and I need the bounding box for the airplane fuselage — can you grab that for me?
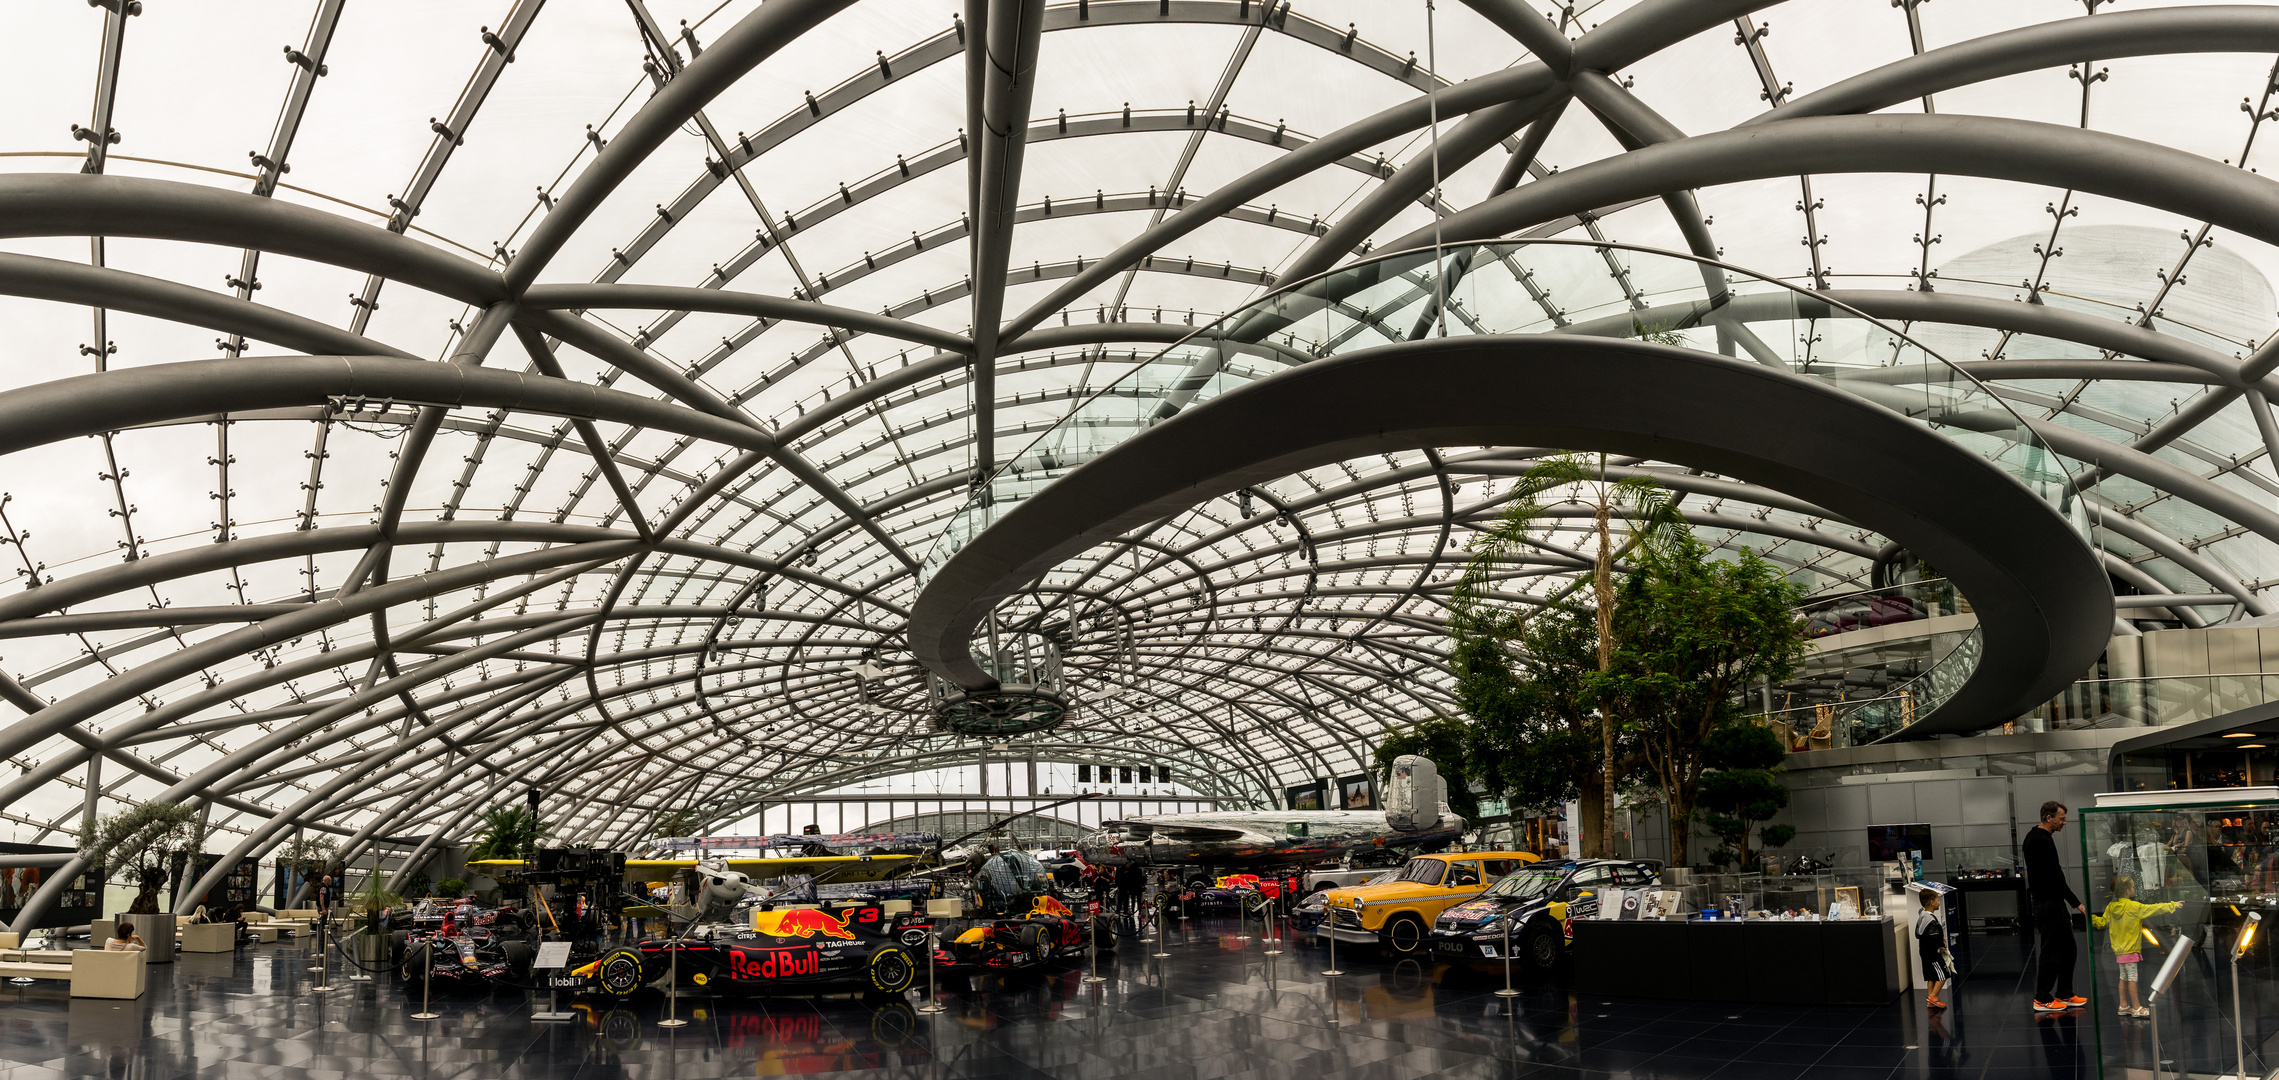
[1075,810,1464,870]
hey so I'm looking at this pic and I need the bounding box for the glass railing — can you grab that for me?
[923,241,2101,734]
[1797,577,1961,639]
[1761,626,1982,748]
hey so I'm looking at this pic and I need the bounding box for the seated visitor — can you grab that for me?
[105,919,147,952]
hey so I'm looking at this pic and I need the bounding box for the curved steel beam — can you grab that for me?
[912,335,2111,738]
[504,0,856,292]
[0,173,502,304]
[522,282,971,354]
[1760,6,2279,125]
[1395,115,2279,256]
[0,252,416,359]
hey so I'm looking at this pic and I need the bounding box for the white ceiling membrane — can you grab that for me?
[0,0,2272,863]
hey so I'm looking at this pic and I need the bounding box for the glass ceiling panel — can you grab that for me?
[4,0,2276,857]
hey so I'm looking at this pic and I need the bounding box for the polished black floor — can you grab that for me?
[0,916,2142,1079]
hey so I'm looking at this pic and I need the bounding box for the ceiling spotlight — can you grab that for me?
[2225,732,2258,738]
[2240,744,2268,749]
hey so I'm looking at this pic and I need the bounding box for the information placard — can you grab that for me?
[534,941,574,970]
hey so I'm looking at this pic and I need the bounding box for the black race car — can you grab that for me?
[1428,859,1661,971]
[394,900,531,989]
[573,901,930,998]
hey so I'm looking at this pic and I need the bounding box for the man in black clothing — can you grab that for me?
[2023,800,2088,1011]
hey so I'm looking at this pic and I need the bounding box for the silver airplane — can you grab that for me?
[1076,756,1464,871]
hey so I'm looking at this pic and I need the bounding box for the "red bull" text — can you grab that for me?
[732,946,820,979]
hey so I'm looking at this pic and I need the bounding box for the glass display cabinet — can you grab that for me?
[2080,795,2279,1080]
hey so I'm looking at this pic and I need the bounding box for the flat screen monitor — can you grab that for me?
[1867,823,1933,862]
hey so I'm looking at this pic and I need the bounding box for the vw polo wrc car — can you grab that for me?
[1430,859,1661,970]
[1312,852,1539,956]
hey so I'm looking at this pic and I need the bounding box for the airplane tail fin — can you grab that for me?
[1385,755,1456,833]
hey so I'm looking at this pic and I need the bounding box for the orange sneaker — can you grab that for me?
[2065,996,2089,1007]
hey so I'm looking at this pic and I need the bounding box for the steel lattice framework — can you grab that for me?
[6,0,2279,926]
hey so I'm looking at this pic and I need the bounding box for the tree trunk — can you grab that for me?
[1593,500,1616,862]
[1576,774,1607,859]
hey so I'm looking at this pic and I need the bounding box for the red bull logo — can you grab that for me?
[731,945,820,979]
[752,908,857,940]
[1029,895,1072,919]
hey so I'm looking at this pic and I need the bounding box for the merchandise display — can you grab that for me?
[2081,795,2279,1080]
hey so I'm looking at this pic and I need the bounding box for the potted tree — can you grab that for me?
[79,802,203,961]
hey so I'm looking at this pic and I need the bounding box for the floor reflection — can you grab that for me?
[0,916,2116,1079]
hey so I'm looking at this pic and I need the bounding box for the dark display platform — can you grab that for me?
[1572,917,1906,1005]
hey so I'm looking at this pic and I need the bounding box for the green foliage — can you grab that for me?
[1760,824,1797,850]
[1696,722,1793,868]
[1373,718,1482,821]
[402,871,433,899]
[80,802,207,915]
[277,835,338,871]
[1448,454,1689,856]
[1630,319,1689,347]
[467,805,548,862]
[79,801,200,870]
[434,878,468,898]
[1592,533,1810,867]
[653,808,705,840]
[1458,603,1612,818]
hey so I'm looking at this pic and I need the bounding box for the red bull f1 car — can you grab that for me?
[930,894,1091,973]
[574,901,931,998]
[395,900,532,989]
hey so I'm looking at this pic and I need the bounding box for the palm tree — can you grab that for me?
[466,805,547,862]
[1452,452,1688,857]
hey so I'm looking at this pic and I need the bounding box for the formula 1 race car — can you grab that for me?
[931,895,1091,973]
[574,901,931,998]
[395,900,532,989]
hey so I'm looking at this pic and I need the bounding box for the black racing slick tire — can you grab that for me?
[596,947,651,997]
[500,940,535,975]
[866,945,917,995]
[1521,920,1563,972]
[1016,924,1050,966]
[389,929,409,966]
[1379,913,1427,957]
[398,941,430,982]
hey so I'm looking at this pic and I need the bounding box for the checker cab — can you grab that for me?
[1313,852,1539,957]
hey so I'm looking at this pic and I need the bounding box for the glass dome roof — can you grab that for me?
[1,0,2274,860]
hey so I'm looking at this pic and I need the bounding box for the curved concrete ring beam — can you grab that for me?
[910,335,2113,739]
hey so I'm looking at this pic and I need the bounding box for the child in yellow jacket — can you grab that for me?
[2092,876,2182,1018]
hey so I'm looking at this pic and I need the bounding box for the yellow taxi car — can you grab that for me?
[1314,852,1539,957]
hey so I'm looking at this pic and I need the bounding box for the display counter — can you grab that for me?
[1571,917,1906,1005]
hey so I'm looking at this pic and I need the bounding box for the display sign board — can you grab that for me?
[533,941,574,969]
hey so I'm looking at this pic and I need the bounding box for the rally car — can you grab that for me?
[394,900,532,989]
[574,901,930,998]
[1428,859,1660,970]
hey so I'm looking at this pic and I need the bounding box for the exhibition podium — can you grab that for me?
[1572,918,1906,1005]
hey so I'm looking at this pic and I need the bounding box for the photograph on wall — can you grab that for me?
[1287,781,1327,811]
[1339,774,1375,810]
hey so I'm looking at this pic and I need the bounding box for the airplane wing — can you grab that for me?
[471,854,919,884]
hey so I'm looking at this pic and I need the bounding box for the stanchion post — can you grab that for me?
[1323,915,1344,978]
[916,926,947,1014]
[1084,900,1107,985]
[1494,915,1520,998]
[411,940,439,1020]
[1262,893,1282,956]
[657,941,687,1028]
[1235,891,1250,942]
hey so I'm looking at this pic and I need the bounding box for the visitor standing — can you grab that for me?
[2024,800,2088,1012]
